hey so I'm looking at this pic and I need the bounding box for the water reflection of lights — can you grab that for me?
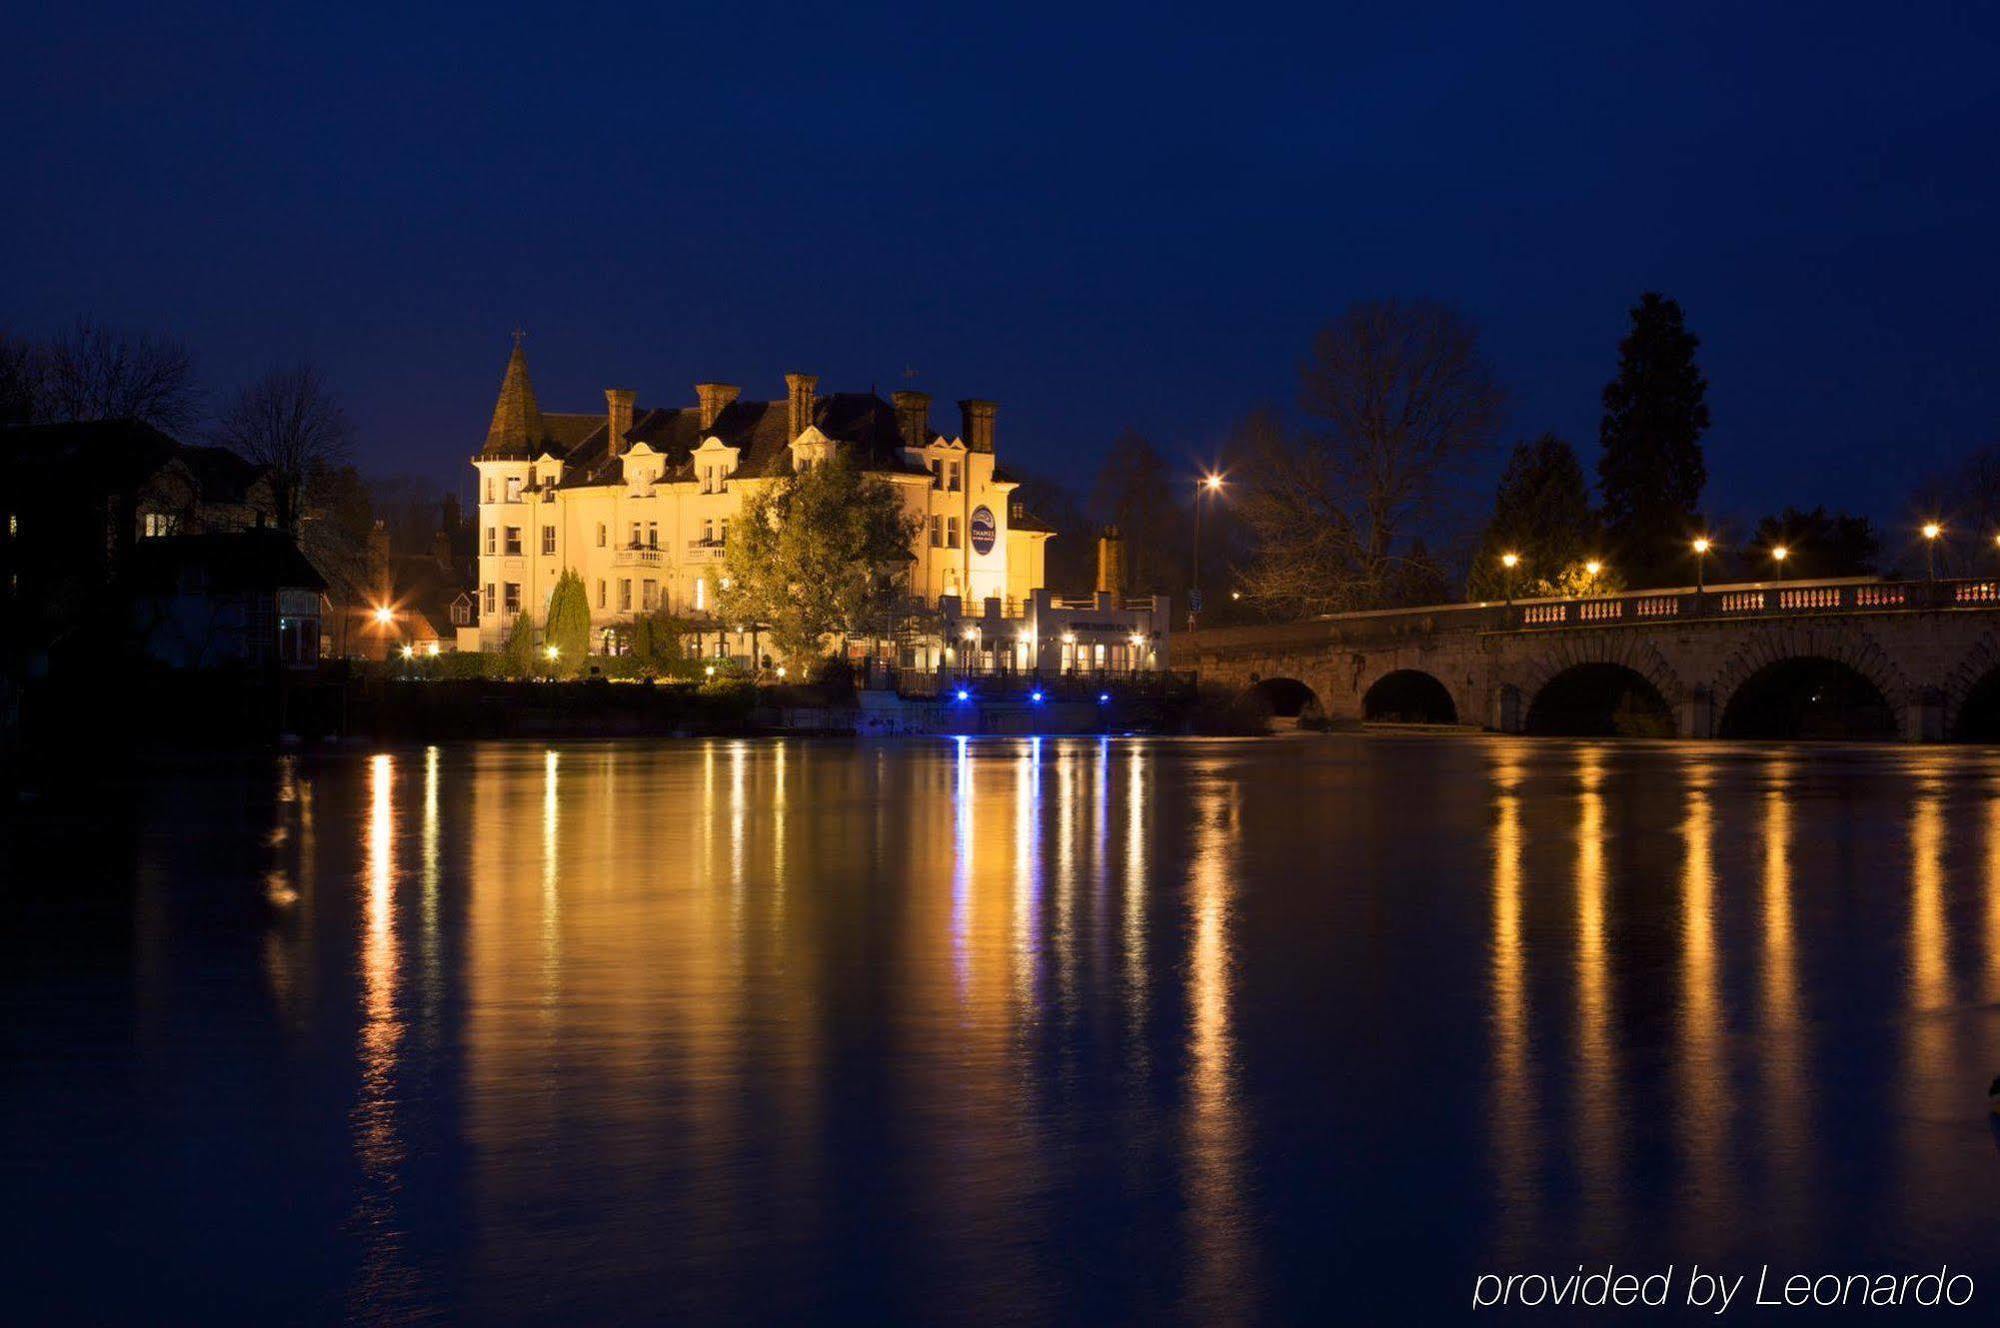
[1488,746,1535,1248]
[1573,747,1618,1240]
[352,752,416,1313]
[1678,757,1728,1241]
[1184,774,1250,1318]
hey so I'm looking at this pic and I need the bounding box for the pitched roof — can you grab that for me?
[482,345,549,458]
[127,529,327,595]
[3,419,267,500]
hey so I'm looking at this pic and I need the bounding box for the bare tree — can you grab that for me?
[1237,301,1504,615]
[0,331,43,426]
[40,318,200,432]
[212,363,354,534]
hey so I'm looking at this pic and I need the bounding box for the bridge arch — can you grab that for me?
[1710,625,1908,740]
[1524,662,1677,736]
[1235,675,1323,727]
[1944,633,2000,740]
[1512,635,1684,736]
[1362,669,1458,724]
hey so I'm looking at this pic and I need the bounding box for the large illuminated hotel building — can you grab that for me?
[470,342,1168,672]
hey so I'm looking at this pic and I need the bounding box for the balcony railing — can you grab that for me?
[614,546,663,567]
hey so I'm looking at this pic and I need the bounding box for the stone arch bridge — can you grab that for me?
[1185,578,2000,741]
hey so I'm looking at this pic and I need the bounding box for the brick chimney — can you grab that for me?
[892,390,931,449]
[605,388,635,458]
[785,373,818,440]
[1096,526,1126,594]
[958,398,997,453]
[695,382,739,431]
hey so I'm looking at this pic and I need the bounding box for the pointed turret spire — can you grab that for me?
[483,338,548,458]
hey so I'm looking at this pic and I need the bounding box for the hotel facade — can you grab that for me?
[470,344,1168,673]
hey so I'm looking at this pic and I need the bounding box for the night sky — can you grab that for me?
[6,3,1998,539]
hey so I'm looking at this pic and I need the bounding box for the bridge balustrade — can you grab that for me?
[1504,578,1980,631]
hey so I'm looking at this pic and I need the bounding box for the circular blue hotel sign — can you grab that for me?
[970,505,997,555]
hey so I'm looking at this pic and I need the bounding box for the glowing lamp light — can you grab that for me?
[1061,632,1075,645]
[1097,692,1110,704]
[1584,560,1602,577]
[544,645,560,660]
[963,628,978,642]
[399,645,415,660]
[426,642,440,657]
[1692,537,1711,554]
[1500,552,1520,569]
[1771,545,1789,562]
[1230,590,1242,600]
[704,664,716,677]
[1129,633,1145,648]
[776,665,787,679]
[1923,522,1943,540]
[955,688,970,702]
[1201,473,1224,493]
[372,606,394,625]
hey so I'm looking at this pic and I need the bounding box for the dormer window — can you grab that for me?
[948,460,962,492]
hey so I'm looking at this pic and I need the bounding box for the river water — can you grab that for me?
[6,736,2000,1323]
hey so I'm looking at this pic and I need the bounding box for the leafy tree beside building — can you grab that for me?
[715,448,921,666]
[1597,293,1711,587]
[544,569,591,676]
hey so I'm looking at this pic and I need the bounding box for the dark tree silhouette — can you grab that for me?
[1008,469,1095,594]
[1749,507,1880,579]
[39,318,200,432]
[0,331,41,426]
[1237,302,1504,615]
[1088,432,1184,594]
[1467,433,1607,598]
[211,363,354,535]
[1597,293,1710,587]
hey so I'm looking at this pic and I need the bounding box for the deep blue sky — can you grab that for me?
[6,3,1998,539]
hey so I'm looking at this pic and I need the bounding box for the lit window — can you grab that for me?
[504,527,522,555]
[541,526,555,555]
[695,577,707,613]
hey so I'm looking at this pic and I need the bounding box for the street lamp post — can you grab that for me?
[1771,545,1788,581]
[1500,551,1520,605]
[1692,537,1711,593]
[1583,559,1602,594]
[1189,473,1224,632]
[1923,522,1942,581]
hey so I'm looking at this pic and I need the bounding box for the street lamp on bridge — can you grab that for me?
[1500,551,1520,604]
[1923,522,1943,581]
[1691,537,1712,593]
[1770,544,1789,580]
[1189,472,1226,632]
